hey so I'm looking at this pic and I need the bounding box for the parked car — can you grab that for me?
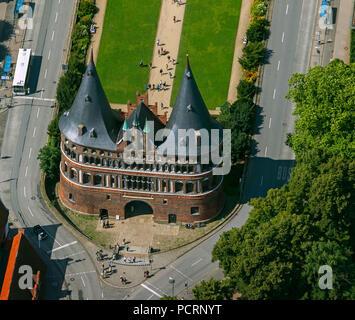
[33,225,48,240]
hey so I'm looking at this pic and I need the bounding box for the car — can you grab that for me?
[33,225,48,240]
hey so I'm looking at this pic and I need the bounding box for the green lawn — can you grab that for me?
[171,0,242,110]
[96,0,161,103]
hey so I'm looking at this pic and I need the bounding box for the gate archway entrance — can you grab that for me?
[124,201,153,219]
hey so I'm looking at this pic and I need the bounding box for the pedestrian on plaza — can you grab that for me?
[169,72,172,79]
[160,68,163,75]
[133,256,136,263]
[161,47,165,55]
[167,55,170,62]
[149,62,152,69]
[126,244,129,251]
[172,58,176,65]
[156,39,160,46]
[163,81,167,87]
[123,256,127,263]
[157,84,160,91]
[173,16,176,23]
[122,238,126,245]
[158,48,161,56]
[152,84,155,90]
[160,80,162,86]
[144,84,147,90]
[139,60,143,67]
[148,84,151,90]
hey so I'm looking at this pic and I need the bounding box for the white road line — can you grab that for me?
[47,241,77,254]
[171,265,193,281]
[48,50,51,60]
[191,258,202,267]
[37,107,40,118]
[273,89,276,99]
[55,12,58,23]
[29,148,32,159]
[282,32,285,43]
[65,271,96,277]
[51,30,55,41]
[24,186,27,198]
[59,250,86,259]
[141,284,162,298]
[260,176,264,186]
[81,276,86,287]
[33,127,37,137]
[277,60,280,71]
[25,166,28,177]
[28,206,34,217]
[101,291,104,299]
[265,146,268,157]
[15,96,56,102]
[286,4,289,15]
[44,69,48,79]
[269,118,272,128]
[147,294,154,300]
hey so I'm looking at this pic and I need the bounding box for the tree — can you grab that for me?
[239,42,266,71]
[37,140,61,181]
[193,279,236,300]
[237,80,256,100]
[212,152,355,299]
[286,59,355,159]
[246,19,270,42]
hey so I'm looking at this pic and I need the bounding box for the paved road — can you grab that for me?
[125,0,317,300]
[0,0,104,300]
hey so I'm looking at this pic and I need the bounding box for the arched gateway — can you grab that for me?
[124,201,153,219]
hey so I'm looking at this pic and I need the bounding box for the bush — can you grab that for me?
[239,41,266,71]
[250,0,268,18]
[237,80,256,100]
[246,19,270,42]
[351,29,355,64]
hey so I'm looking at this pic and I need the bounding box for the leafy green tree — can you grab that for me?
[237,80,256,100]
[77,0,97,20]
[286,59,355,159]
[37,140,61,180]
[212,152,355,299]
[193,279,236,300]
[239,41,266,71]
[246,19,270,42]
[47,117,61,147]
[56,71,81,112]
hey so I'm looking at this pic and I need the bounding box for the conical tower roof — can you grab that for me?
[159,56,222,156]
[59,57,120,150]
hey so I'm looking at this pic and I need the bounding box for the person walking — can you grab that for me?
[149,62,152,69]
[139,60,143,67]
[167,55,171,62]
[158,48,161,56]
[173,16,176,23]
[169,72,172,79]
[156,39,160,46]
[160,68,163,75]
[172,58,176,65]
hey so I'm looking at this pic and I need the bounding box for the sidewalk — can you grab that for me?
[227,0,252,103]
[147,0,187,116]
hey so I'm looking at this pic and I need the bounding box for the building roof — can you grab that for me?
[158,56,223,156]
[59,56,121,151]
[117,102,165,144]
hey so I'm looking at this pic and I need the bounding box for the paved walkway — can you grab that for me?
[227,0,252,103]
[332,0,353,64]
[147,0,187,116]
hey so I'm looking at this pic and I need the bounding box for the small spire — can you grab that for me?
[122,119,130,131]
[186,54,190,69]
[143,118,150,134]
[132,112,140,128]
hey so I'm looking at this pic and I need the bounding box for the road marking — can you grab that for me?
[269,118,272,128]
[25,166,28,177]
[273,89,276,99]
[171,265,193,281]
[51,30,55,41]
[141,284,163,298]
[28,206,34,217]
[37,107,40,118]
[44,69,47,79]
[59,250,86,259]
[191,258,203,267]
[65,271,96,277]
[286,4,289,15]
[81,276,86,287]
[282,32,285,43]
[55,12,58,23]
[33,127,37,137]
[260,176,264,186]
[147,294,154,300]
[48,50,51,60]
[29,148,32,159]
[24,186,27,198]
[15,96,56,102]
[264,146,268,157]
[47,241,77,254]
[277,60,280,71]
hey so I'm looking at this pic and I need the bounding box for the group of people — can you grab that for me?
[100,219,109,229]
[122,256,137,263]
[144,81,168,91]
[120,275,128,285]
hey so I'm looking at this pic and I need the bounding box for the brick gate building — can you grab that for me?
[58,56,225,224]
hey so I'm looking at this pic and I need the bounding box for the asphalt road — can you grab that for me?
[125,0,318,300]
[0,0,104,300]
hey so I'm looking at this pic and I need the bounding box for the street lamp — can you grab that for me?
[169,277,175,297]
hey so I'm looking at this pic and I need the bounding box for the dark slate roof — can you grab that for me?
[158,56,223,156]
[59,57,120,151]
[117,102,165,144]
